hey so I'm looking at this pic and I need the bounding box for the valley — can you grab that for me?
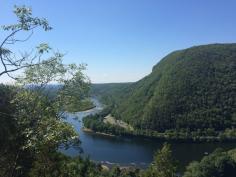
[62,98,236,173]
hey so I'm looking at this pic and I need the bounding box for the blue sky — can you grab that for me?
[0,0,236,83]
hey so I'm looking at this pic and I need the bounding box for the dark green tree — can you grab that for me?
[143,143,178,177]
[0,5,90,177]
[183,149,236,177]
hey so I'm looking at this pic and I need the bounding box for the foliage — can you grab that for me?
[83,113,128,136]
[142,143,178,177]
[83,111,236,142]
[29,152,102,177]
[0,5,53,78]
[0,5,89,177]
[0,84,31,177]
[23,144,179,177]
[65,98,95,112]
[183,148,236,177]
[91,83,132,105]
[60,64,92,112]
[92,44,236,139]
[28,151,141,177]
[2,5,236,177]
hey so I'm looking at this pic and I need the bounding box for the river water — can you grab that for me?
[61,98,236,171]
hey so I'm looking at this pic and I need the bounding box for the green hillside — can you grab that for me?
[98,44,236,133]
[91,83,132,98]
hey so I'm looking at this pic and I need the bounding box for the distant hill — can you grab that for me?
[94,44,236,132]
[91,83,133,105]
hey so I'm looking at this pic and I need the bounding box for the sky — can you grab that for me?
[0,0,236,83]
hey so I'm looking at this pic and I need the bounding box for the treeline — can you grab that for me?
[25,141,236,177]
[1,5,236,177]
[183,148,236,177]
[41,85,94,112]
[83,113,236,142]
[83,114,127,136]
[92,44,236,140]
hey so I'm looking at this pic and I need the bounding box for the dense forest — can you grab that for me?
[1,5,236,177]
[90,44,236,140]
[91,83,132,105]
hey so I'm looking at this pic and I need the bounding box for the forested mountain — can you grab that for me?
[94,44,236,133]
[91,83,132,104]
[2,4,236,177]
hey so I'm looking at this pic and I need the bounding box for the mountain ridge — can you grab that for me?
[94,43,236,132]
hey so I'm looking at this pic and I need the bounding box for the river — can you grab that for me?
[61,98,236,171]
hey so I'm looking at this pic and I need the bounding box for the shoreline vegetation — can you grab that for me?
[1,4,236,177]
[83,111,236,143]
[90,44,236,145]
[81,97,236,143]
[82,127,116,137]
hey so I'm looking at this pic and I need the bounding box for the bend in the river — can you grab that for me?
[61,98,236,171]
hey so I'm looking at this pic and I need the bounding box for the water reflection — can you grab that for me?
[61,98,236,170]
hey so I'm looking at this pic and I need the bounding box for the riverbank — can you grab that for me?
[103,114,134,131]
[83,113,236,143]
[82,127,116,137]
[83,125,236,143]
[99,161,145,170]
[62,98,236,174]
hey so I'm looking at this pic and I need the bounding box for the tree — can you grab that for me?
[143,143,178,177]
[0,5,55,79]
[59,63,91,112]
[0,84,24,177]
[9,50,91,177]
[0,5,90,177]
[183,149,236,177]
